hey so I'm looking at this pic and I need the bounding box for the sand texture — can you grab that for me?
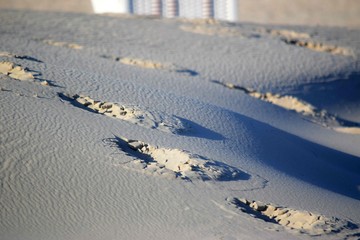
[0,9,359,240]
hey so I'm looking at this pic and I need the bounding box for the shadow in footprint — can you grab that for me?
[104,136,155,163]
[16,55,43,63]
[177,117,225,140]
[38,78,64,88]
[175,69,199,77]
[230,198,277,224]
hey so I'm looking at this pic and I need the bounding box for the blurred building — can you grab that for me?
[90,0,238,21]
[0,0,359,28]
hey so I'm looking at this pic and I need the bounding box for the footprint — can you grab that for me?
[59,93,187,134]
[119,57,170,69]
[180,24,243,37]
[42,39,83,50]
[256,28,353,56]
[212,80,360,134]
[104,136,249,181]
[101,55,198,76]
[179,18,237,37]
[179,19,246,38]
[227,197,359,237]
[0,52,16,58]
[0,61,53,88]
[259,28,311,39]
[0,61,35,81]
[281,38,353,56]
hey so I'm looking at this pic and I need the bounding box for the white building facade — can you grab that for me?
[91,0,239,21]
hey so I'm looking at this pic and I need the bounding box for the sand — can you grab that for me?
[0,9,359,240]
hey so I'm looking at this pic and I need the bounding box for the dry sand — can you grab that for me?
[1,9,359,240]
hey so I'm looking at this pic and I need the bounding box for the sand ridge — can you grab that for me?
[228,197,359,237]
[105,136,247,181]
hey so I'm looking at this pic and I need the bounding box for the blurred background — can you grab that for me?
[0,0,359,28]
